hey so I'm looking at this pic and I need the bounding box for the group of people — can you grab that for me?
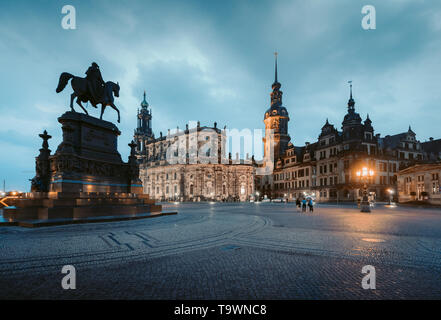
[296,198,314,212]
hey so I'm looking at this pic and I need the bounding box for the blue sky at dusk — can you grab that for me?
[1,0,441,190]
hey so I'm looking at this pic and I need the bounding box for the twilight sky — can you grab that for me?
[1,0,441,191]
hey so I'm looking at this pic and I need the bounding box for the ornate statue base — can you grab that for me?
[4,112,167,222]
[50,111,141,194]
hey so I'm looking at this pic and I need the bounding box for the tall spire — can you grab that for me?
[270,52,282,107]
[349,81,353,99]
[141,90,149,108]
[347,80,355,110]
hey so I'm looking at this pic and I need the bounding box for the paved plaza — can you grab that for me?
[0,203,440,299]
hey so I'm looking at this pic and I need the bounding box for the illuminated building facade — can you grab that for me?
[134,93,255,202]
[256,57,437,202]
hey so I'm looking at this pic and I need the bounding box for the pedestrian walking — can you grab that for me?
[296,198,301,211]
[308,198,314,212]
[302,198,307,212]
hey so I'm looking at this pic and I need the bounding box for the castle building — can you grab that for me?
[256,55,439,202]
[134,93,255,202]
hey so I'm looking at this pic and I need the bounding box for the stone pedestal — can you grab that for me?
[5,112,166,223]
[49,112,141,194]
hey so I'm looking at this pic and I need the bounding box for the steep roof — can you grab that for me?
[382,133,408,149]
[422,138,441,155]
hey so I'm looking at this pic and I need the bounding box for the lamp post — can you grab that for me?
[356,167,375,213]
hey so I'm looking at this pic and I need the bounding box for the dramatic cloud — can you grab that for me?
[0,0,440,190]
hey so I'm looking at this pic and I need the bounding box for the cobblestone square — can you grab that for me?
[0,203,440,299]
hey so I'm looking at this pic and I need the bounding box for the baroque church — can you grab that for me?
[133,92,255,202]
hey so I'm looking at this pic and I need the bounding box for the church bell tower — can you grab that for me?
[134,91,154,157]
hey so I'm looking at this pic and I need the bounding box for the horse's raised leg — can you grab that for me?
[70,93,76,112]
[110,102,120,123]
[76,98,88,115]
[100,104,106,120]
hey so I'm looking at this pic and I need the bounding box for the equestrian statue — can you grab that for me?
[56,62,121,123]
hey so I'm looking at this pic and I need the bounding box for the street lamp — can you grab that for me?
[356,167,375,212]
[387,188,394,205]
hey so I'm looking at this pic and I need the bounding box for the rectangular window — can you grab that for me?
[433,182,440,194]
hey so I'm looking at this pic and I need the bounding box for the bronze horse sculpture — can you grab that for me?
[56,71,121,123]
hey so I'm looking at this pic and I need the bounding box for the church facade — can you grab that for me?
[134,93,255,202]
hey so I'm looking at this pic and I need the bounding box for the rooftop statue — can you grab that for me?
[56,62,121,123]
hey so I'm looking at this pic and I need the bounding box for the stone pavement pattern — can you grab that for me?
[0,203,440,299]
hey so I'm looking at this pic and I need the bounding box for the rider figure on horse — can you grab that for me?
[85,62,105,106]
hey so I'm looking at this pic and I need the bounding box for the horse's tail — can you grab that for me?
[56,72,74,93]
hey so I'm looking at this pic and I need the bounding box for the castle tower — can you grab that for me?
[341,81,364,140]
[263,53,290,165]
[134,91,154,156]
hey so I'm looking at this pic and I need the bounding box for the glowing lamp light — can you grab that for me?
[356,167,375,178]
